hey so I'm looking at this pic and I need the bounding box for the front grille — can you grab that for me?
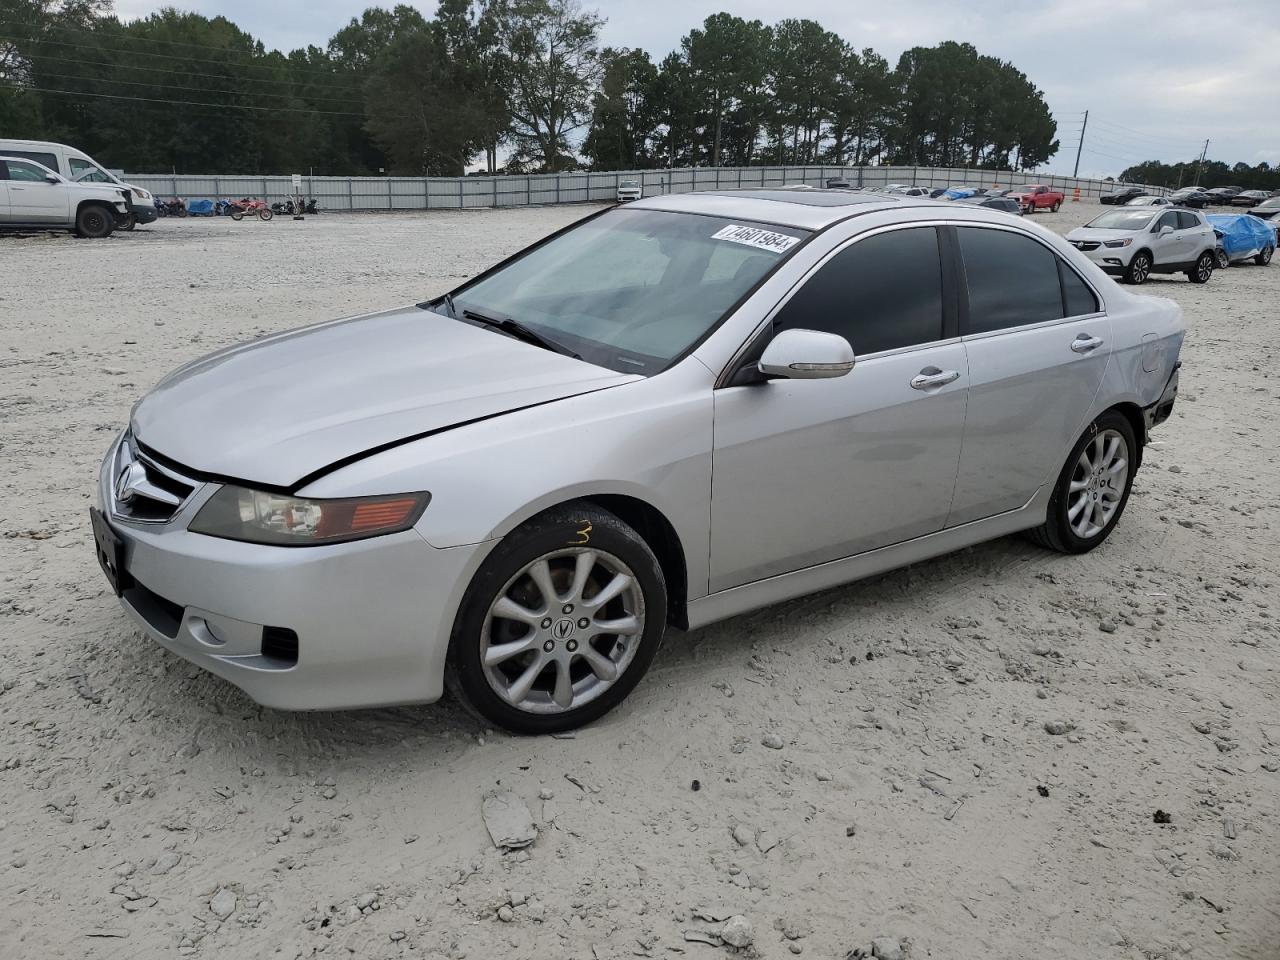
[1073,241,1101,251]
[122,579,184,638]
[110,434,197,524]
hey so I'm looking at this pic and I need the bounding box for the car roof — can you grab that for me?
[629,188,937,229]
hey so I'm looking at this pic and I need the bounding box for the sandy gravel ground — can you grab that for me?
[1,202,1278,960]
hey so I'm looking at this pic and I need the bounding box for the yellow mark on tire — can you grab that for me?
[570,521,592,545]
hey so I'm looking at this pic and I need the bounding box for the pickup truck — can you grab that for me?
[1009,184,1064,214]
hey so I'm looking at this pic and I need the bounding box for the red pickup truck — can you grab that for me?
[1010,184,1064,214]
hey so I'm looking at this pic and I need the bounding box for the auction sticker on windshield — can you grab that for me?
[711,224,801,254]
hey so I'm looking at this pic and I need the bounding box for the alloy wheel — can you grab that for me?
[1130,254,1150,283]
[1067,429,1129,539]
[481,548,645,714]
[1196,254,1212,281]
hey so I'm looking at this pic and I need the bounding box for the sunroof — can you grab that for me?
[707,189,890,207]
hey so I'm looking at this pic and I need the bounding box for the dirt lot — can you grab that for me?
[1,202,1277,960]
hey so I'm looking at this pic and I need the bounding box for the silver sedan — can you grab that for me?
[92,189,1184,732]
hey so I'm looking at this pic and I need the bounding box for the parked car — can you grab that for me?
[1206,213,1275,266]
[1230,190,1271,207]
[956,194,1023,214]
[1204,187,1243,205]
[1126,196,1173,206]
[885,185,930,196]
[1166,188,1211,209]
[1247,196,1280,220]
[824,177,851,189]
[0,138,157,227]
[1100,186,1149,205]
[941,186,980,200]
[1008,184,1064,213]
[1066,207,1218,284]
[92,189,1184,732]
[0,156,129,238]
[616,179,642,202]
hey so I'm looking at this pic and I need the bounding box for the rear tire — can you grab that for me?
[75,204,114,239]
[229,208,244,221]
[1050,201,1061,212]
[1028,411,1137,555]
[1255,246,1273,266]
[1216,249,1230,269]
[447,503,667,734]
[1186,251,1214,283]
[258,207,274,221]
[1123,251,1152,284]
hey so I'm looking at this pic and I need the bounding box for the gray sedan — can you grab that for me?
[93,189,1184,732]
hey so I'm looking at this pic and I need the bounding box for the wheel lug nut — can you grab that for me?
[566,639,578,652]
[562,604,574,614]
[541,617,552,629]
[543,640,555,653]
[578,618,589,629]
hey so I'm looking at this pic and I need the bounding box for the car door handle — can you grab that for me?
[1071,334,1104,353]
[910,367,960,390]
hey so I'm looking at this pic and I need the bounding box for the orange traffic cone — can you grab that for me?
[1072,187,1081,202]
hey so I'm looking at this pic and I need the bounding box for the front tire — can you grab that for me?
[1050,201,1061,212]
[1255,246,1273,266]
[1216,248,1230,269]
[120,213,136,231]
[1029,411,1136,554]
[75,204,114,239]
[447,503,667,734]
[258,207,274,221]
[1124,251,1152,284]
[1187,251,1214,283]
[229,208,244,221]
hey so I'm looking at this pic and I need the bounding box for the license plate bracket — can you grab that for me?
[89,507,132,597]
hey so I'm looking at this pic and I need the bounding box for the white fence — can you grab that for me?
[125,165,1163,211]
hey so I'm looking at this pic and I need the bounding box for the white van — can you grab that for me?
[0,139,158,228]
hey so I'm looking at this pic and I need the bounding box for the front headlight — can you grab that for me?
[133,188,152,201]
[189,485,430,546]
[1104,238,1133,248]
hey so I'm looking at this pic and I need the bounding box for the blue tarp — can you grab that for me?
[1206,213,1274,260]
[186,198,215,215]
[943,187,978,200]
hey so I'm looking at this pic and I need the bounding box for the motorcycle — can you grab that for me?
[270,197,321,216]
[226,197,273,222]
[160,198,188,218]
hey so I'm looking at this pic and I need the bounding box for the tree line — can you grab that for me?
[1119,158,1280,193]
[0,0,1063,176]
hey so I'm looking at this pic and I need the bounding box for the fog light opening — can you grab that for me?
[261,626,299,667]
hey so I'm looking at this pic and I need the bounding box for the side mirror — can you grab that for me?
[45,174,59,184]
[758,329,855,380]
[1158,225,1173,236]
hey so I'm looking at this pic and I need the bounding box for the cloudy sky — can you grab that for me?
[113,0,1278,177]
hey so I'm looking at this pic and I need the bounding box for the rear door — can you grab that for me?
[1147,210,1186,265]
[0,161,10,222]
[1176,210,1212,258]
[947,225,1111,526]
[4,159,68,223]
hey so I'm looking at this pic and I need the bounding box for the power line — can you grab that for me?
[1089,117,1201,149]
[0,31,359,79]
[15,50,367,95]
[0,81,380,117]
[32,69,367,104]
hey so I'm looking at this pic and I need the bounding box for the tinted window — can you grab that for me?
[6,160,52,182]
[1061,264,1099,317]
[772,227,943,355]
[958,227,1062,333]
[1154,212,1178,231]
[4,150,59,170]
[1176,211,1200,230]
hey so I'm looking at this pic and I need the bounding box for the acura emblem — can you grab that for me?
[115,461,148,503]
[552,618,575,641]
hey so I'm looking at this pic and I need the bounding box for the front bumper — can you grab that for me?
[1071,243,1132,274]
[131,203,158,224]
[95,434,491,710]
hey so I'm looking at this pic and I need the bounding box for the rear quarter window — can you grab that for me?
[3,150,59,171]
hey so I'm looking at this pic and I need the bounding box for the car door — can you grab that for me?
[1145,210,1185,265]
[4,159,69,223]
[0,161,11,222]
[1176,210,1212,259]
[948,225,1111,526]
[708,225,968,592]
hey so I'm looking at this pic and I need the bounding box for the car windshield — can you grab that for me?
[1086,210,1156,230]
[434,208,809,375]
[1258,198,1280,208]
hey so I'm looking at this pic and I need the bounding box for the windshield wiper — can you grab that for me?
[461,307,581,360]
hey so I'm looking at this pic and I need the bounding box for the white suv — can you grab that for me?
[0,156,130,238]
[1066,208,1217,284]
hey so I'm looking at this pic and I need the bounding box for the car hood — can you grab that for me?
[1066,227,1140,242]
[131,306,641,489]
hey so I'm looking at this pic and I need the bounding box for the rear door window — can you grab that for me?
[1176,211,1200,230]
[1060,264,1099,317]
[957,227,1063,333]
[772,227,944,355]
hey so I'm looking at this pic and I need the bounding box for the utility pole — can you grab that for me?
[1072,110,1088,178]
[1194,139,1209,186]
